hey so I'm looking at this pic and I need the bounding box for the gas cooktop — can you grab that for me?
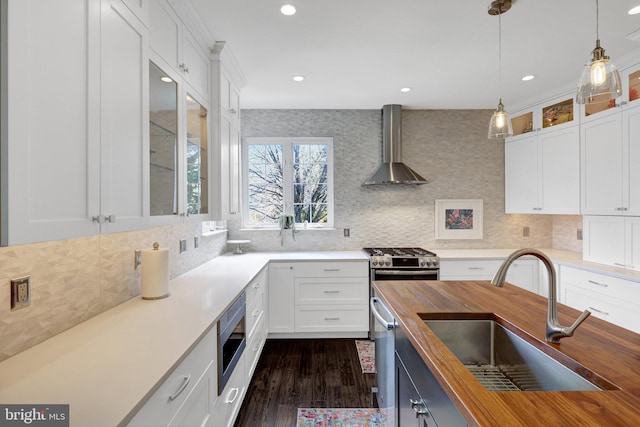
[363,247,439,269]
[362,247,438,257]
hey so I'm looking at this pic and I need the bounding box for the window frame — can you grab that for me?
[242,136,335,229]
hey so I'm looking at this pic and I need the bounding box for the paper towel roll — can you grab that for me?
[141,242,170,300]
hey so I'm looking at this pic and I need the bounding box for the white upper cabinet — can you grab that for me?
[120,0,149,25]
[149,0,209,102]
[212,42,246,219]
[581,104,640,216]
[3,0,99,245]
[505,94,580,215]
[2,0,148,245]
[505,135,539,213]
[100,0,149,234]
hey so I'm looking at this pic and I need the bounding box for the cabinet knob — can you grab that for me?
[229,108,237,114]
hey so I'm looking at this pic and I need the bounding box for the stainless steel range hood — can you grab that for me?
[363,104,428,185]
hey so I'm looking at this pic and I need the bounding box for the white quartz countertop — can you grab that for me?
[0,251,366,427]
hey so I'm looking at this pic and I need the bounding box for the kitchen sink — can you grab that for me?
[423,317,617,391]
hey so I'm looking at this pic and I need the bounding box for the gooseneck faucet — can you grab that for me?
[491,248,591,344]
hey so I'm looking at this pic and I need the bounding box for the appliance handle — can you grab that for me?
[370,297,396,330]
[374,269,438,276]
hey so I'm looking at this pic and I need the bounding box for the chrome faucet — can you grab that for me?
[491,248,591,344]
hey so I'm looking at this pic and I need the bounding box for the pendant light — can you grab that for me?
[488,0,513,140]
[576,0,621,104]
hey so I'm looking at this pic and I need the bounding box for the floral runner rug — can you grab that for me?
[355,340,376,374]
[296,408,386,426]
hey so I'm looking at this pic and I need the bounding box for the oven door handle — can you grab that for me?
[370,297,396,330]
[374,269,438,276]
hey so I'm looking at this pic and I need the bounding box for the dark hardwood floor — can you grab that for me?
[234,338,378,427]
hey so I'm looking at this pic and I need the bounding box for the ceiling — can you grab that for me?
[187,0,640,111]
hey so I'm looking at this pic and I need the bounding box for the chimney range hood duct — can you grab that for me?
[363,104,428,185]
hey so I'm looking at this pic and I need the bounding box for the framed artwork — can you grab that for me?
[434,199,483,240]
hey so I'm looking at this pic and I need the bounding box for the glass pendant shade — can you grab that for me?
[488,99,513,139]
[576,40,622,104]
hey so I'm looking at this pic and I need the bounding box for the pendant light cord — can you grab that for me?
[498,3,503,101]
[596,0,599,40]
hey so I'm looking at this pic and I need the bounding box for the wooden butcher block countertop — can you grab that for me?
[373,280,640,426]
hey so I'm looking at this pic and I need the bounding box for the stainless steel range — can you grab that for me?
[365,247,440,416]
[364,247,440,281]
[364,246,440,338]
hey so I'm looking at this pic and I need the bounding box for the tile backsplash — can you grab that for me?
[230,109,559,252]
[0,224,227,361]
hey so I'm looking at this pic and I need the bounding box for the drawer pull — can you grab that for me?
[323,268,340,272]
[225,387,240,404]
[168,375,191,401]
[589,306,610,316]
[324,290,340,294]
[588,280,608,288]
[468,267,484,270]
[613,263,635,269]
[324,317,340,321]
[252,309,262,317]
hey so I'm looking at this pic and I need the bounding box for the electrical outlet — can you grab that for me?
[194,236,199,249]
[11,276,31,311]
[577,229,583,241]
[180,238,187,253]
[343,228,350,237]
[523,226,530,237]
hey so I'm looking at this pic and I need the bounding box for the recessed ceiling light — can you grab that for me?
[292,75,305,82]
[521,75,535,81]
[280,4,296,16]
[628,5,640,15]
[400,87,412,93]
[160,76,173,83]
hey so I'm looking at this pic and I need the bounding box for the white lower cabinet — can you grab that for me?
[440,259,540,295]
[268,263,296,333]
[129,266,270,427]
[210,356,246,427]
[268,261,369,337]
[169,362,215,427]
[560,265,640,333]
[127,329,215,427]
[439,259,504,281]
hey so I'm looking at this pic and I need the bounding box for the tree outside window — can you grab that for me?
[244,137,333,228]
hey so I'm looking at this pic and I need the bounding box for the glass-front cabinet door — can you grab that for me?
[149,61,178,217]
[186,94,208,215]
[149,60,211,223]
